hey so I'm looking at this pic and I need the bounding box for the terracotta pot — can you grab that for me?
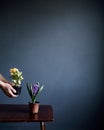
[13,86,22,95]
[29,102,40,114]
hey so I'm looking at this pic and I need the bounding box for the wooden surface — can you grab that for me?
[0,104,54,122]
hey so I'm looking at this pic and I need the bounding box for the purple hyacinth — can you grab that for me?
[32,82,39,96]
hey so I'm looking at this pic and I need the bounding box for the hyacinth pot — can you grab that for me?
[13,86,22,95]
[29,101,40,114]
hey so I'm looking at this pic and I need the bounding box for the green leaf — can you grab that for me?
[26,82,32,98]
[38,85,44,93]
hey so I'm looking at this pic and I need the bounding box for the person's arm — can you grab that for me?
[0,74,17,97]
[0,74,14,85]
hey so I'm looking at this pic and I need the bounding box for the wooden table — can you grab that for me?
[0,104,54,130]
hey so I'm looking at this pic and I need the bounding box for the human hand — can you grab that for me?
[0,81,17,98]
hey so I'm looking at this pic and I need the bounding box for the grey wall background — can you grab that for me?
[0,0,103,130]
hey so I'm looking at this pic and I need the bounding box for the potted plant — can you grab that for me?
[9,68,24,95]
[26,82,44,114]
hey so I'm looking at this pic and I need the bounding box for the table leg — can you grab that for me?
[40,122,46,130]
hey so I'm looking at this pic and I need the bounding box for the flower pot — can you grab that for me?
[29,102,40,114]
[13,86,22,95]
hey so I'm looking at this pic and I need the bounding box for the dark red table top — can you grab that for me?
[0,104,54,122]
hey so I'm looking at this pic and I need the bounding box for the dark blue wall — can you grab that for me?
[0,0,103,130]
